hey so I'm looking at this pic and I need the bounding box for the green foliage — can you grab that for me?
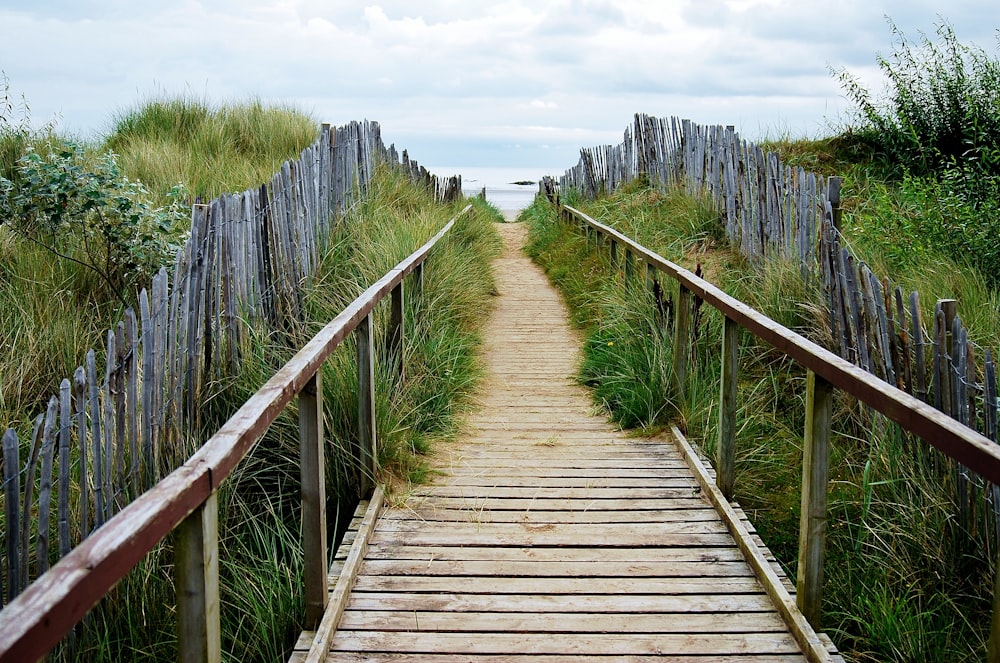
[834,20,1000,177]
[1,140,187,300]
[832,21,1000,288]
[105,96,318,202]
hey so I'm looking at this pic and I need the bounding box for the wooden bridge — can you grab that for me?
[291,223,840,661]
[6,205,1000,662]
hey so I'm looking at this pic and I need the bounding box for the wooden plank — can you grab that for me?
[345,574,761,595]
[329,631,803,656]
[404,486,707,499]
[428,476,699,488]
[357,558,755,578]
[381,508,721,524]
[363,544,749,563]
[2,429,20,603]
[345,590,779,614]
[337,610,787,633]
[672,425,832,662]
[399,497,710,511]
[304,489,385,663]
[302,654,805,663]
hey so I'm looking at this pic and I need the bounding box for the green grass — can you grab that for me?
[72,166,502,661]
[524,181,993,661]
[2,92,503,660]
[105,96,319,203]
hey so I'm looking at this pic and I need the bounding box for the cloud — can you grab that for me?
[1,0,997,167]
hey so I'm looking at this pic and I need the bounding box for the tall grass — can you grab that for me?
[105,96,318,203]
[73,166,502,661]
[525,183,991,660]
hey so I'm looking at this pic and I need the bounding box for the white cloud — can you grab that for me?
[1,0,997,167]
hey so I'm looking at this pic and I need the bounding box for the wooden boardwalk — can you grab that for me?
[294,223,841,661]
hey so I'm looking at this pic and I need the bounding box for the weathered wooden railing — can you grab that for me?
[0,205,471,663]
[559,204,1000,661]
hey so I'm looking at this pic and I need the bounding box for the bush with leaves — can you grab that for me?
[835,20,1000,177]
[0,140,188,301]
[835,20,1000,286]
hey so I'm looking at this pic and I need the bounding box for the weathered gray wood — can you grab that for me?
[125,309,139,492]
[3,428,20,603]
[797,371,833,629]
[175,491,221,663]
[19,414,45,586]
[304,489,384,663]
[672,284,692,401]
[37,397,58,576]
[389,282,405,383]
[58,379,72,559]
[357,313,377,497]
[87,350,104,528]
[717,317,739,499]
[73,367,88,538]
[103,330,116,519]
[299,370,328,628]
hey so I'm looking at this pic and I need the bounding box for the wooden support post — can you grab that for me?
[389,282,405,384]
[718,317,739,499]
[412,263,424,307]
[797,370,833,629]
[356,313,377,497]
[176,493,221,663]
[609,239,619,272]
[623,250,634,285]
[299,370,327,628]
[672,284,692,401]
[645,262,656,293]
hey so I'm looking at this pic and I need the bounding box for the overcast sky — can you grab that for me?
[1,1,997,170]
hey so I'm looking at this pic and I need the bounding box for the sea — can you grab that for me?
[426,166,566,214]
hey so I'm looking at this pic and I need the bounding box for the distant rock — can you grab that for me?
[511,180,536,186]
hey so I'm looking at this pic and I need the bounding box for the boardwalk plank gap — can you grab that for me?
[295,223,842,662]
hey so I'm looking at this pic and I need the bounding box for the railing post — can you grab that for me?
[299,370,327,628]
[672,284,692,401]
[176,493,221,663]
[717,317,739,499]
[609,238,619,272]
[989,564,1000,662]
[623,249,634,285]
[389,282,405,384]
[797,370,833,628]
[356,313,377,497]
[645,262,656,293]
[412,263,424,312]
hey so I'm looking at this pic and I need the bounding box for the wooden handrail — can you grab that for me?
[0,205,471,663]
[562,205,1000,483]
[560,203,1000,658]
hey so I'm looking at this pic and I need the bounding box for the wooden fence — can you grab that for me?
[0,206,468,662]
[559,203,1000,658]
[558,112,1000,557]
[0,119,461,607]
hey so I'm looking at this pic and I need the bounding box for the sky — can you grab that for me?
[1,1,998,171]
